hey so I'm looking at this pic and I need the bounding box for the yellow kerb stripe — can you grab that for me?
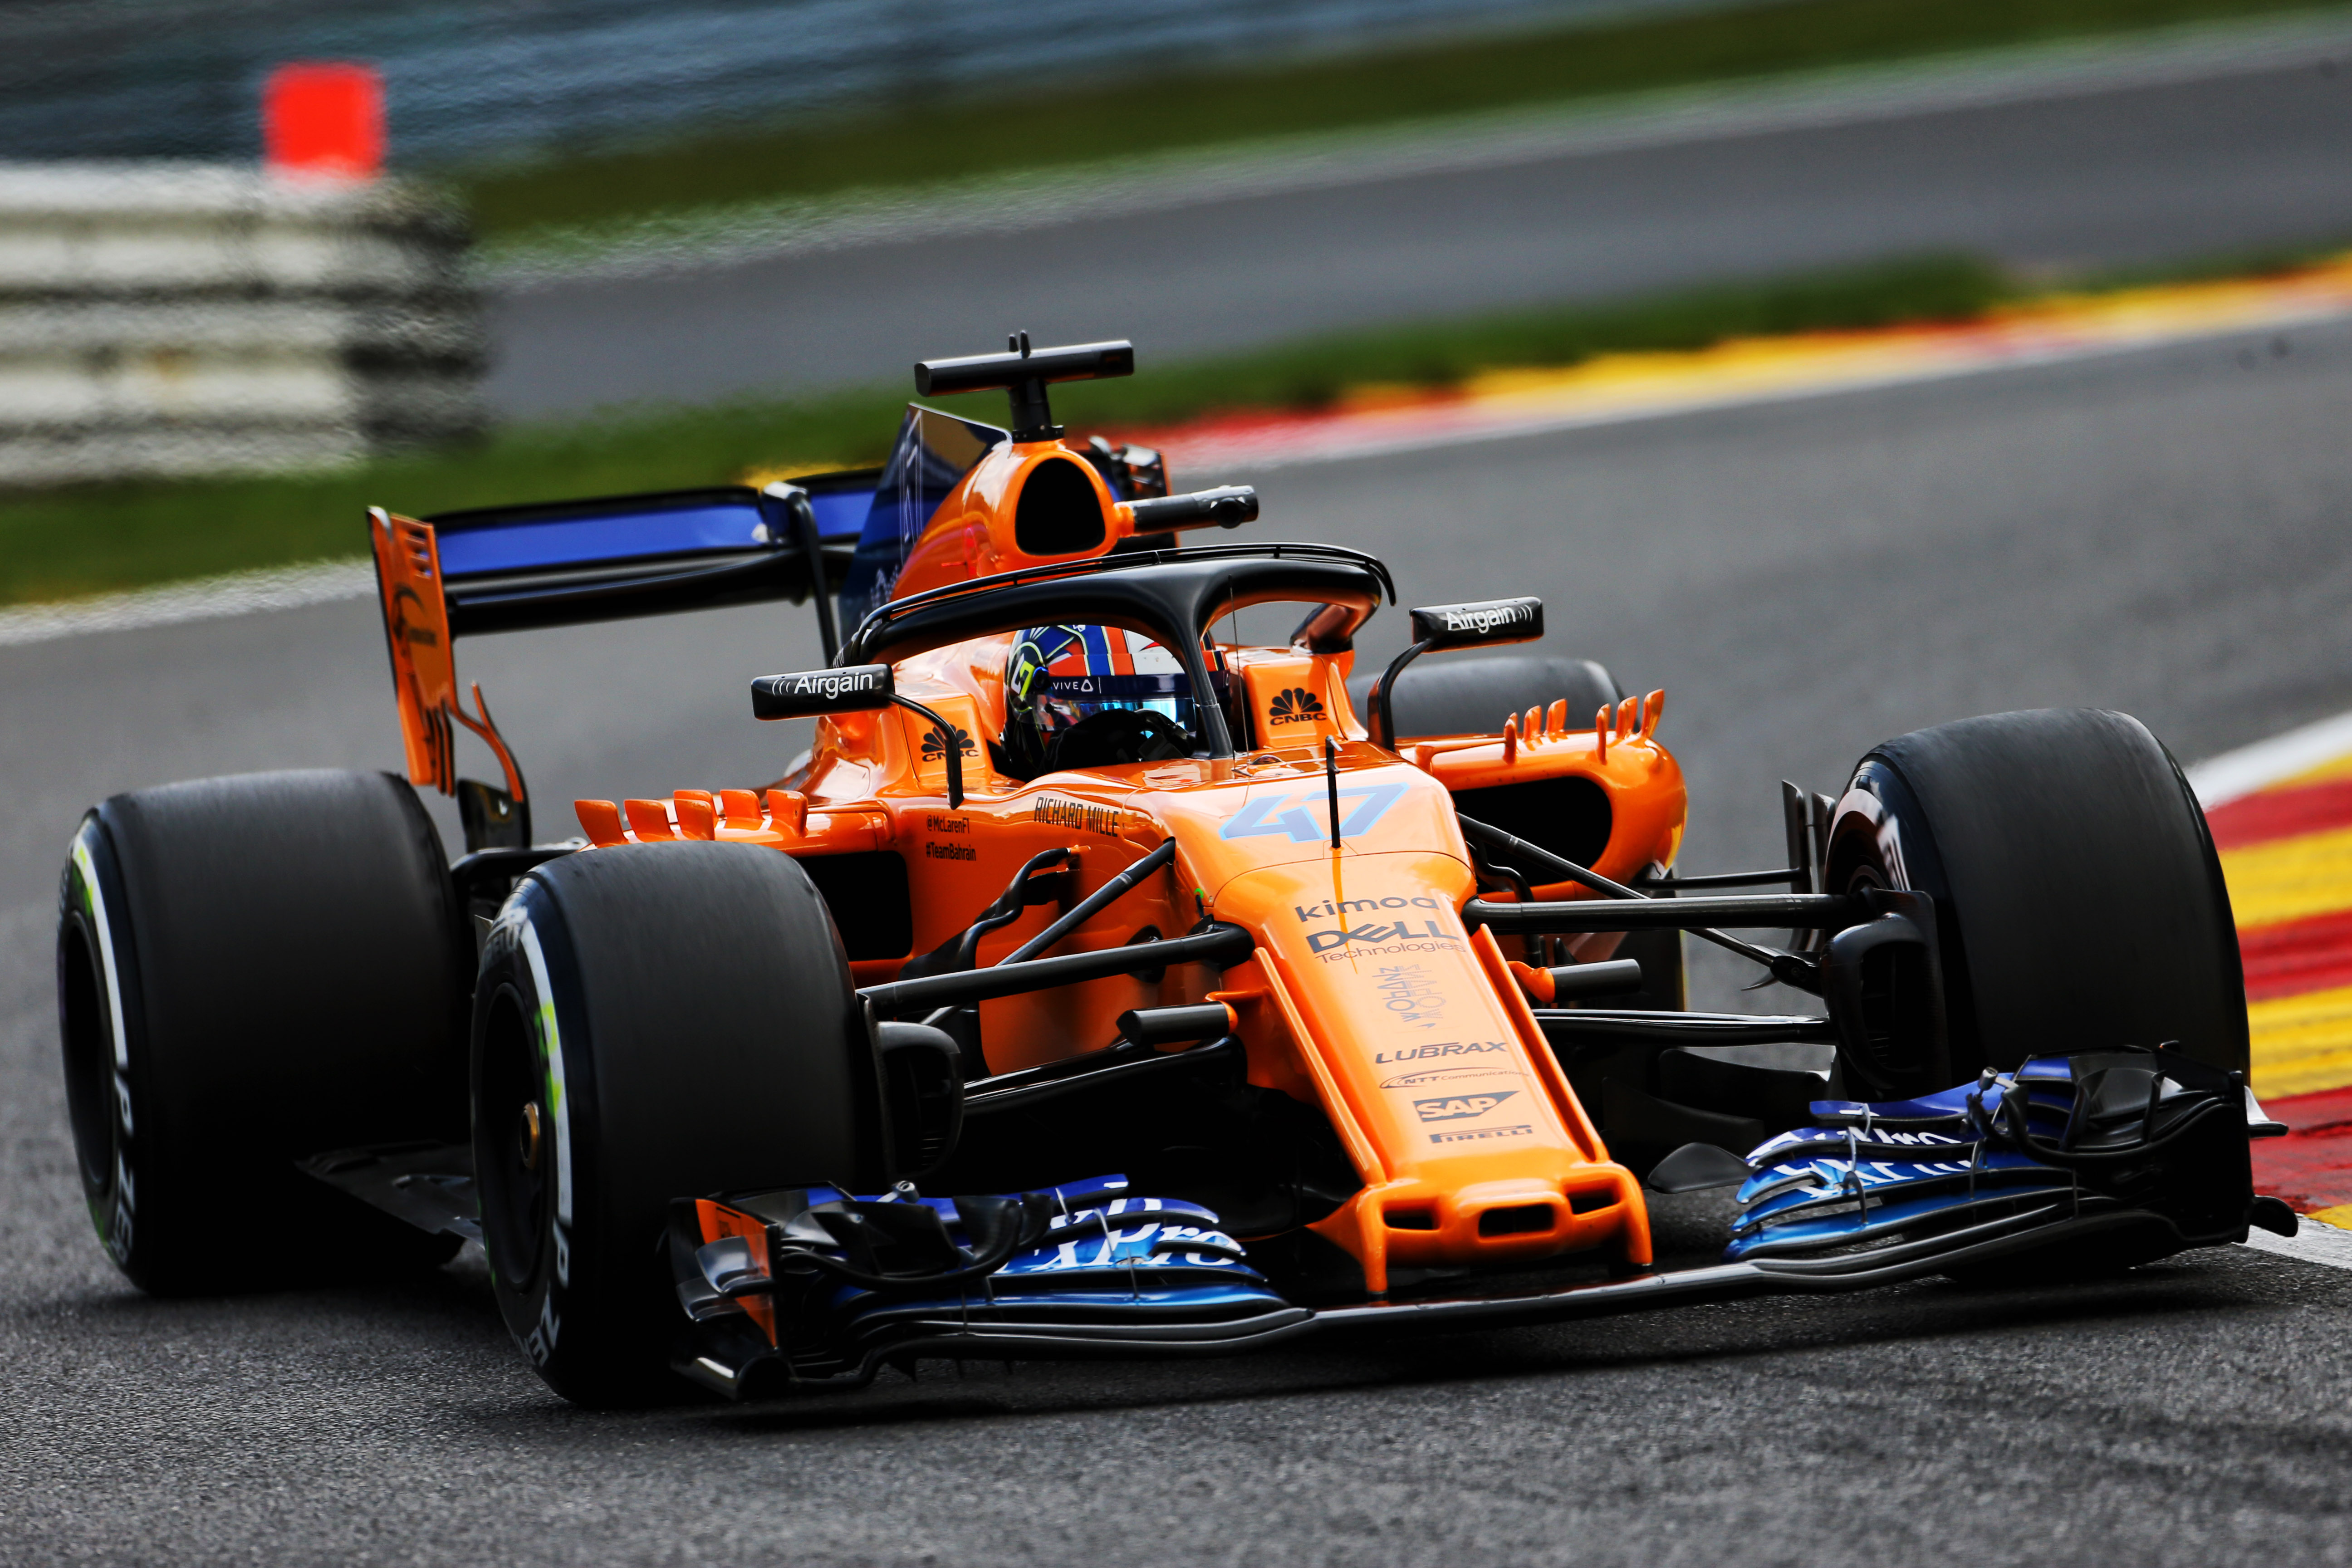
[2217,824,2352,931]
[2249,982,2352,1097]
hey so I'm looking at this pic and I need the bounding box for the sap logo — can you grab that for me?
[1294,894,1443,923]
[1221,782,1408,843]
[1372,961,1445,1027]
[1413,1090,1517,1122]
[1266,687,1325,726]
[1306,919,1448,954]
[1374,1040,1509,1064]
[1430,1123,1533,1145]
[921,725,977,761]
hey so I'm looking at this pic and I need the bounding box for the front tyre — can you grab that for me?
[472,843,887,1406]
[1823,709,2245,1100]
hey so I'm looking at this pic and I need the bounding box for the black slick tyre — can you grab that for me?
[56,769,471,1294]
[1351,652,1620,745]
[1824,709,2245,1100]
[471,842,887,1406]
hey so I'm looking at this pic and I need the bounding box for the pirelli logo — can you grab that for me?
[1429,1123,1533,1145]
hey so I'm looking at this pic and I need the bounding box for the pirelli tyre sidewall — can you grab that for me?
[55,771,470,1294]
[471,843,886,1406]
[1824,708,2248,1095]
[58,813,146,1279]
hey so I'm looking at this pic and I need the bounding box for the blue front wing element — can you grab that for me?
[1725,1046,2263,1264]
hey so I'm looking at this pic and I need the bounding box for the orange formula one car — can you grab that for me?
[57,337,2293,1404]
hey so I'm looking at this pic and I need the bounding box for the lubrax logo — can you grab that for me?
[1372,1040,1508,1064]
[1306,919,1448,954]
[1443,603,1533,636]
[1430,1123,1533,1145]
[785,669,880,701]
[1413,1089,1517,1123]
[1266,687,1325,725]
[921,725,978,760]
[1294,895,1443,923]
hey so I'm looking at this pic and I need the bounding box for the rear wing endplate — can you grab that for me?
[368,473,872,848]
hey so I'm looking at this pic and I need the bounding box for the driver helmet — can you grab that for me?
[1004,624,1195,770]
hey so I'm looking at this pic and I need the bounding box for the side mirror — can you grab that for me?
[1407,597,1544,651]
[1369,597,1545,750]
[1127,484,1258,533]
[750,663,894,720]
[749,662,968,808]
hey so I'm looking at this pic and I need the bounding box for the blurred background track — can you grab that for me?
[487,29,2352,415]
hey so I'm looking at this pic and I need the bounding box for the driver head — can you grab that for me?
[1003,623,1196,774]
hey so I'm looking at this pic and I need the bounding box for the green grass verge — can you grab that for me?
[455,0,2348,240]
[0,255,2015,608]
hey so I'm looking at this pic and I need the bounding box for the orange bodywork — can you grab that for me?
[388,435,1690,1293]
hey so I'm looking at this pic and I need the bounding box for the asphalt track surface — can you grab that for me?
[8,324,2352,1563]
[490,44,2352,419]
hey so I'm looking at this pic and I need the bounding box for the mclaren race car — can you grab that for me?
[57,335,2295,1405]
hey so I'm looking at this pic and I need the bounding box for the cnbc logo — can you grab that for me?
[1266,687,1325,726]
[921,725,977,760]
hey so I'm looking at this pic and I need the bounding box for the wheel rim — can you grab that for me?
[476,985,549,1289]
[57,918,120,1205]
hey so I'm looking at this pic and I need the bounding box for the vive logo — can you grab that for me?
[1266,687,1325,726]
[1412,1089,1518,1123]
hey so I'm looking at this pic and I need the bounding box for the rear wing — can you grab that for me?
[369,472,873,852]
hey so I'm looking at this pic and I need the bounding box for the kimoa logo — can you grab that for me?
[1266,687,1325,725]
[1294,894,1443,923]
[1413,1089,1518,1123]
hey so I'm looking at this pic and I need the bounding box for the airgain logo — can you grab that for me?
[1267,687,1325,726]
[1412,1089,1517,1123]
[921,725,977,761]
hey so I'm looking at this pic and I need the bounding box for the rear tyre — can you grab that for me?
[56,770,471,1294]
[1823,709,2245,1101]
[471,843,887,1406]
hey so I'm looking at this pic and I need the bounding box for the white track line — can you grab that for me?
[0,559,372,650]
[2185,706,2352,808]
[2241,1221,2352,1272]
